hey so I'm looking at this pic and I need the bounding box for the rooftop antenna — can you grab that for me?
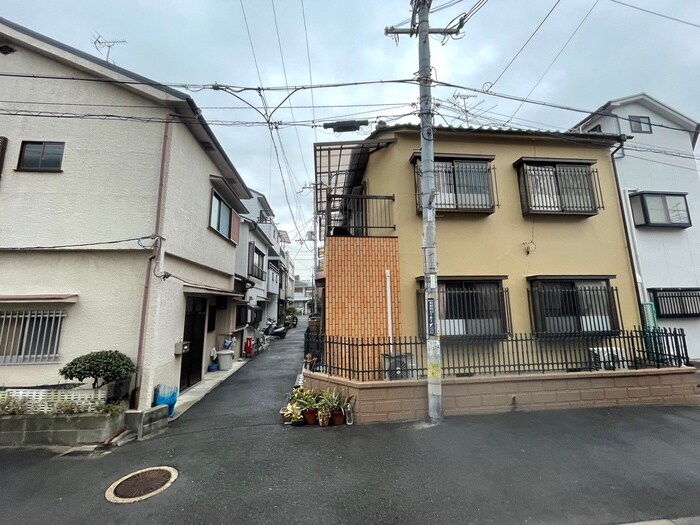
[92,33,127,63]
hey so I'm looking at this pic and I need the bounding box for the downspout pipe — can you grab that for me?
[610,136,646,327]
[132,114,173,409]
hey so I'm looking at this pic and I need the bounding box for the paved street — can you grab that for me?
[2,317,700,525]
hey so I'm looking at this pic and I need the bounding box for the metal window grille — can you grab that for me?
[528,282,621,334]
[0,309,66,364]
[649,289,700,318]
[519,164,603,215]
[414,160,498,213]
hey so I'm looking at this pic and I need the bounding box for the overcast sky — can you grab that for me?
[4,0,700,279]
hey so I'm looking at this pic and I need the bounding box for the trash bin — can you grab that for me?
[217,350,234,371]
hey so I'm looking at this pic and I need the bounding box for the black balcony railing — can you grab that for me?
[250,265,266,281]
[304,328,688,382]
[324,194,395,238]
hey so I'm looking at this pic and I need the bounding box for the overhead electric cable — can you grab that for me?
[239,0,265,89]
[487,0,561,91]
[300,0,318,142]
[609,0,700,29]
[507,0,599,123]
[3,235,157,250]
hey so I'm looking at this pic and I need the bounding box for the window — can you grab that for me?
[528,279,619,334]
[649,288,700,318]
[515,159,602,215]
[210,192,240,240]
[419,280,510,338]
[235,304,248,327]
[17,141,65,171]
[207,305,216,333]
[629,115,652,133]
[0,309,65,364]
[415,158,496,212]
[630,192,691,227]
[247,242,266,281]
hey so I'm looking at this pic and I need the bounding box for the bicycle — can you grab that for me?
[253,327,266,355]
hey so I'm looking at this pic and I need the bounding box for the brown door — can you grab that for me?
[180,297,207,391]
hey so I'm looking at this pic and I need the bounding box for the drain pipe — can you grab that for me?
[132,114,173,409]
[385,269,394,356]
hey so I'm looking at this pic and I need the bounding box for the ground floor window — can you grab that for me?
[0,309,66,364]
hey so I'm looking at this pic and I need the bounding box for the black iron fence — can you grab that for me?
[325,194,395,238]
[304,328,688,382]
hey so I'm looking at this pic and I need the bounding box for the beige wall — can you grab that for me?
[364,129,641,336]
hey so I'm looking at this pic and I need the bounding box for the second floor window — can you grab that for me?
[630,192,691,228]
[210,192,240,241]
[528,279,620,334]
[18,141,65,171]
[248,242,265,281]
[516,159,602,216]
[415,158,497,213]
[649,288,700,318]
[629,115,652,133]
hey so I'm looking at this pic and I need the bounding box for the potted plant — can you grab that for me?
[317,402,331,427]
[322,389,344,426]
[295,388,319,426]
[282,402,304,425]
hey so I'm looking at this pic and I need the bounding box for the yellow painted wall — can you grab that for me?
[363,129,640,337]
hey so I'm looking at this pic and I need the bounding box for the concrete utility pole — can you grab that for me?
[386,1,463,424]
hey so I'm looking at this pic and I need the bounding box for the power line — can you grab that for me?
[623,154,700,172]
[609,0,700,29]
[300,0,318,142]
[2,235,156,251]
[239,0,265,89]
[507,0,599,123]
[486,0,561,91]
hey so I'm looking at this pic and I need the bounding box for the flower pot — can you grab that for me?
[303,408,318,426]
[319,414,330,427]
[330,410,345,426]
[291,419,306,426]
[208,363,219,372]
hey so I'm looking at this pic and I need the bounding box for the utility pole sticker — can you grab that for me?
[427,298,436,336]
[427,340,441,379]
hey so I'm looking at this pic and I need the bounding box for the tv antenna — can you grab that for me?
[92,33,127,63]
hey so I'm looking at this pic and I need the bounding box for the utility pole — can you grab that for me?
[386,1,464,424]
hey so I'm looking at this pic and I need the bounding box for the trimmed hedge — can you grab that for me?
[59,351,135,389]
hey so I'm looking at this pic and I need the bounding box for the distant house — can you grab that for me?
[573,94,700,358]
[0,19,252,408]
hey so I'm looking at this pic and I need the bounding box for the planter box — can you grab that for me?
[0,413,124,446]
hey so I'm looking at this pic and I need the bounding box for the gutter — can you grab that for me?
[132,114,173,409]
[609,137,647,326]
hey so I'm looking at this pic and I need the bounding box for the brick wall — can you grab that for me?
[304,368,700,424]
[325,236,401,339]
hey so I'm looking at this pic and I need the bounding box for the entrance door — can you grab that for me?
[180,297,207,391]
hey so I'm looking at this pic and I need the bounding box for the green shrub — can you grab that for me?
[0,394,28,415]
[95,402,126,417]
[51,401,84,415]
[59,350,136,389]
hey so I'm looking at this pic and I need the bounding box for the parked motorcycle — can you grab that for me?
[264,318,287,339]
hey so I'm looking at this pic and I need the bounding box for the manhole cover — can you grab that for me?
[105,466,178,504]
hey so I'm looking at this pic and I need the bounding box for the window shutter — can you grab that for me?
[248,241,255,276]
[231,212,240,244]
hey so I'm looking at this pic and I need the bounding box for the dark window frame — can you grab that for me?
[207,305,217,333]
[630,191,691,228]
[414,155,498,214]
[515,158,603,216]
[235,303,248,328]
[17,141,65,172]
[209,190,239,241]
[629,115,652,134]
[528,277,621,335]
[417,278,511,339]
[649,288,700,318]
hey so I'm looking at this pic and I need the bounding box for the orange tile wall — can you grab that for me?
[325,237,402,339]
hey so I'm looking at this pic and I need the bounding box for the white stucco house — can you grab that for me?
[574,93,700,357]
[0,18,254,408]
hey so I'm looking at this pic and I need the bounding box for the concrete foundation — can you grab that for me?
[0,413,125,446]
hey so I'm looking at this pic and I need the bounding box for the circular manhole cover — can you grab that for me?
[105,466,178,504]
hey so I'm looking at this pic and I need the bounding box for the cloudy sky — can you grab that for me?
[4,0,700,279]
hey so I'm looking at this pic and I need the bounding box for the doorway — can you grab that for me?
[180,296,207,391]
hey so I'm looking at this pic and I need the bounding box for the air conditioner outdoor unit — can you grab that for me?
[383,353,418,380]
[588,347,627,371]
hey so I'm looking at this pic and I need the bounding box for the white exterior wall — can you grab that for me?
[585,102,700,357]
[0,251,147,386]
[0,46,164,247]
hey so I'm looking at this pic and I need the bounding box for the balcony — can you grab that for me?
[323,194,395,239]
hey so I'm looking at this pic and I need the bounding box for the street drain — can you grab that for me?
[105,466,178,504]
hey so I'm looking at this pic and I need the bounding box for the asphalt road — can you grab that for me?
[2,316,700,525]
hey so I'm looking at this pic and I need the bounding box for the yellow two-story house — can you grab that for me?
[307,124,697,423]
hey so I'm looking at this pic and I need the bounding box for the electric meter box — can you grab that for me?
[174,341,190,355]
